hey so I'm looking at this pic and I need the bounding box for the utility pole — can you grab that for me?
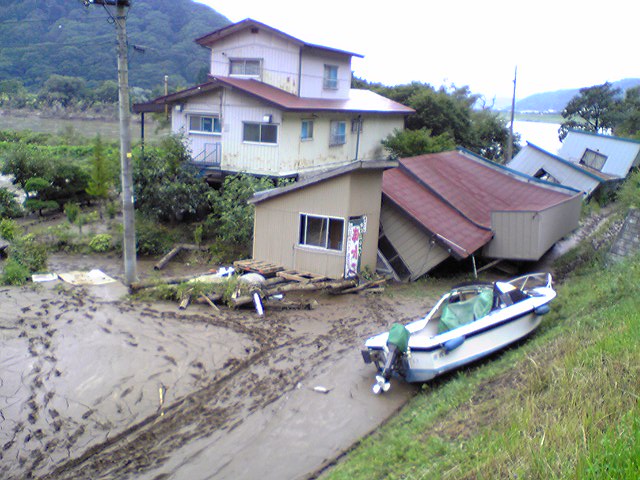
[84,0,137,284]
[506,66,518,163]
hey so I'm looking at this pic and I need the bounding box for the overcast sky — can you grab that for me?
[194,0,638,104]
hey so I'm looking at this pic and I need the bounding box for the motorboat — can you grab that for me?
[362,273,556,394]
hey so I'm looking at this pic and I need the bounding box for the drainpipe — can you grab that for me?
[355,115,362,161]
[140,111,145,161]
[297,49,302,96]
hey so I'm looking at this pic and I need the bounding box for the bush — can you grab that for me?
[89,234,112,253]
[0,187,23,218]
[1,258,30,285]
[135,216,175,256]
[64,202,80,224]
[8,233,48,273]
[0,218,20,241]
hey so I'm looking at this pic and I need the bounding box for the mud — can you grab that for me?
[0,257,435,480]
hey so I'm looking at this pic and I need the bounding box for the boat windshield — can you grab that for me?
[437,286,494,334]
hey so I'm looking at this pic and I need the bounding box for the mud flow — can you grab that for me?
[0,259,430,480]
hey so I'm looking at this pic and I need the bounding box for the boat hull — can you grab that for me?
[402,310,542,382]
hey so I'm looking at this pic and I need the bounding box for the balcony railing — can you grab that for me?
[191,143,221,167]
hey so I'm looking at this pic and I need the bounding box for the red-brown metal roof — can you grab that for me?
[382,150,577,258]
[383,168,492,258]
[134,77,414,115]
[214,76,414,114]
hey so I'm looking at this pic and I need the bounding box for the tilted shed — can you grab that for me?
[380,149,582,280]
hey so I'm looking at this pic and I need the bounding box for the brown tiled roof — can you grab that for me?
[134,77,414,115]
[382,150,577,258]
[195,18,364,59]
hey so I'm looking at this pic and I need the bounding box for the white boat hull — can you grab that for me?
[362,273,556,389]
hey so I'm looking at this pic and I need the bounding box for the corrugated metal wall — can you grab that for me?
[485,194,581,260]
[380,201,450,280]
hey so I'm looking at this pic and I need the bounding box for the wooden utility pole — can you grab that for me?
[84,0,137,284]
[506,66,518,163]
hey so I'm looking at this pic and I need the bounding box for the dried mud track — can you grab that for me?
[30,292,414,480]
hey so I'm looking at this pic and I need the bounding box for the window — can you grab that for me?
[243,122,278,144]
[533,168,559,184]
[301,120,314,140]
[229,59,261,76]
[299,214,344,250]
[189,115,221,134]
[330,120,346,146]
[323,64,338,90]
[580,148,607,171]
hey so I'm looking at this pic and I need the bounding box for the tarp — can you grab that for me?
[438,289,493,334]
[57,269,116,286]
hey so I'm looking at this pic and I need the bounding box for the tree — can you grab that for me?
[559,82,621,141]
[382,128,455,158]
[37,74,88,108]
[86,135,116,216]
[615,86,640,138]
[206,174,277,257]
[132,135,210,223]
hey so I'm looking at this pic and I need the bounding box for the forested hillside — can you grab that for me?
[514,78,640,113]
[0,0,230,91]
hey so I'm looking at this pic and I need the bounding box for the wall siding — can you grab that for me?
[380,201,450,279]
[485,195,581,260]
[252,171,383,278]
[508,146,600,195]
[210,29,300,95]
[558,132,640,177]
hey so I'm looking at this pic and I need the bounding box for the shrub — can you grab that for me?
[1,258,30,285]
[135,216,175,256]
[8,233,48,273]
[89,234,112,253]
[0,187,23,218]
[64,202,80,224]
[0,218,20,241]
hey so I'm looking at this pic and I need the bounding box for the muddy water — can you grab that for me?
[0,261,435,480]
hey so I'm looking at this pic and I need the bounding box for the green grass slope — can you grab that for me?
[324,211,640,479]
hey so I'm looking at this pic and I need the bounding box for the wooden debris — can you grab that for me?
[276,270,329,283]
[178,290,192,310]
[338,278,387,295]
[154,244,207,271]
[234,259,284,277]
[199,294,220,312]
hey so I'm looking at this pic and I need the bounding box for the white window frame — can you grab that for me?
[242,122,278,145]
[301,119,314,141]
[188,114,221,135]
[351,117,363,133]
[229,58,262,77]
[580,148,607,171]
[329,120,346,146]
[323,64,338,90]
[299,213,345,251]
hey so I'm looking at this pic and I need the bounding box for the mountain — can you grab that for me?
[513,78,640,113]
[0,0,230,91]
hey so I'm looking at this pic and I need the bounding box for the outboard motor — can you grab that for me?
[373,323,410,394]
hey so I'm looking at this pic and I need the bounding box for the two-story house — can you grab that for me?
[134,19,413,179]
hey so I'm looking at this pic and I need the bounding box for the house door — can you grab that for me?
[344,216,367,278]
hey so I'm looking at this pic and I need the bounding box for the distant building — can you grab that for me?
[558,130,640,179]
[508,142,618,198]
[134,18,413,180]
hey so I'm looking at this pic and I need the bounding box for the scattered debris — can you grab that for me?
[58,269,116,286]
[32,273,58,283]
[313,386,331,394]
[154,244,207,271]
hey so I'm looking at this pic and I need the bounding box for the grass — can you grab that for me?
[323,255,640,479]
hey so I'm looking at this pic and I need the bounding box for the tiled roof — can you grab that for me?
[382,150,576,258]
[134,77,414,115]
